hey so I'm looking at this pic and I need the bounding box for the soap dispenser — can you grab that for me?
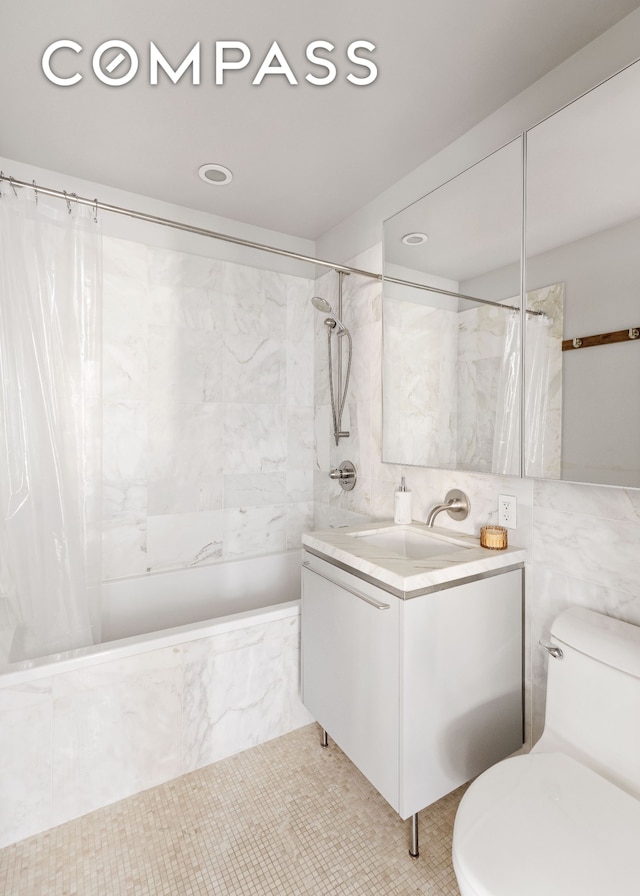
[394,477,412,525]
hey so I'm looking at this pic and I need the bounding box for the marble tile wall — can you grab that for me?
[529,480,640,740]
[313,246,382,529]
[312,241,640,750]
[0,613,313,848]
[102,237,315,580]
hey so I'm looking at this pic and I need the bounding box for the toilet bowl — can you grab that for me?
[452,607,640,896]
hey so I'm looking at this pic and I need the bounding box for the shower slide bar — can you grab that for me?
[1,172,541,315]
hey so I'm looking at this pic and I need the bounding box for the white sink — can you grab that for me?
[347,525,471,560]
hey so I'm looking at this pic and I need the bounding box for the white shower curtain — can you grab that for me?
[492,309,553,477]
[492,311,521,476]
[524,312,554,478]
[0,185,102,662]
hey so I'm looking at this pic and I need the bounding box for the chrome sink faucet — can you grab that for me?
[426,489,470,527]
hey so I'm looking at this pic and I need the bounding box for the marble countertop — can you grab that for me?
[302,520,526,598]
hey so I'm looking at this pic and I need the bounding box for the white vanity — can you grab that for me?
[301,521,525,854]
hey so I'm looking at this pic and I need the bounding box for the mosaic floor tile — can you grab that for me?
[0,724,465,895]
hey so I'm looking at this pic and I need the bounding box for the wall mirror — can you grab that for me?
[525,59,640,488]
[382,137,523,476]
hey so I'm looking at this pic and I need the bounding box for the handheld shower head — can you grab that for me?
[310,296,348,332]
[311,288,353,446]
[311,296,332,314]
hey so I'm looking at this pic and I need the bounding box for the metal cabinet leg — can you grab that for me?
[409,813,419,857]
[321,728,329,748]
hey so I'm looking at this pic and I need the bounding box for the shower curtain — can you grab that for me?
[492,309,553,477]
[524,312,554,478]
[0,185,102,662]
[492,311,521,476]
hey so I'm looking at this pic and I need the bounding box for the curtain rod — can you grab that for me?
[0,173,376,278]
[0,172,539,314]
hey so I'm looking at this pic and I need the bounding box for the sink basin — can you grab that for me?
[347,526,471,560]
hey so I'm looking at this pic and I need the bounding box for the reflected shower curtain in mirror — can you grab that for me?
[492,311,521,475]
[0,186,102,662]
[524,312,554,478]
[492,309,554,477]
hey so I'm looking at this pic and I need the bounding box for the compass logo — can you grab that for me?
[41,39,378,87]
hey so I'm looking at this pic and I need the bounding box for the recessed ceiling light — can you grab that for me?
[198,163,233,186]
[401,232,429,246]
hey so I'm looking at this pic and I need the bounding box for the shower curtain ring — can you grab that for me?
[93,198,98,223]
[9,176,18,197]
[32,180,38,205]
[64,191,72,214]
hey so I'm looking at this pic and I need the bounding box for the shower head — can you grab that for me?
[311,296,332,314]
[310,296,349,332]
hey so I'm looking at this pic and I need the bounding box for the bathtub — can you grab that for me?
[0,549,314,848]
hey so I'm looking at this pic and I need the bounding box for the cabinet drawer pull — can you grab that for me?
[303,561,391,610]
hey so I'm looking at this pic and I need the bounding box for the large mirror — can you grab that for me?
[382,138,523,476]
[525,59,640,487]
[383,59,640,489]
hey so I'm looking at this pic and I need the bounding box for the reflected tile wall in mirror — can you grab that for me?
[382,137,522,477]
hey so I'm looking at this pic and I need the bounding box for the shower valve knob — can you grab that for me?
[329,461,357,491]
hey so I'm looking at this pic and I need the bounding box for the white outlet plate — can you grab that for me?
[498,494,517,529]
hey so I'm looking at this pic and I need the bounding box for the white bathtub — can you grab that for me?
[0,550,314,848]
[102,548,302,642]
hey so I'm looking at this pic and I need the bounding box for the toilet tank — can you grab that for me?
[538,607,640,798]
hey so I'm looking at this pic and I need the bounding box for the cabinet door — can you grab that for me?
[301,556,400,811]
[399,569,523,818]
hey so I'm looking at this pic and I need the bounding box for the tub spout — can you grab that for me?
[426,489,470,527]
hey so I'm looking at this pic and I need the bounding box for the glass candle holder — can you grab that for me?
[480,525,508,550]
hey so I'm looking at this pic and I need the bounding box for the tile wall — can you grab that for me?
[530,480,640,738]
[101,237,315,580]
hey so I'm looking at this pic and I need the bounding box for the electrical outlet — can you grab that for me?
[498,494,517,529]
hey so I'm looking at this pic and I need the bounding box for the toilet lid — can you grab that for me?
[453,752,640,896]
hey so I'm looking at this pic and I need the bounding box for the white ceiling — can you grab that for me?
[2,0,640,240]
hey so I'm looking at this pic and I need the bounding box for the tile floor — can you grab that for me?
[0,724,466,895]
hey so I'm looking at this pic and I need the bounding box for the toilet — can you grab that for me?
[452,606,640,896]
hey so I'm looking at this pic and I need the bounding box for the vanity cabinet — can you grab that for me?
[301,552,523,819]
[302,554,401,808]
